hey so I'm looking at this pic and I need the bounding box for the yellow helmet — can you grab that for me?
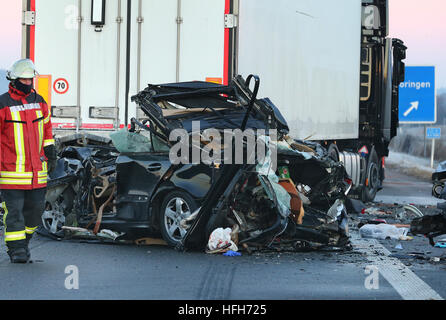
[6,58,39,80]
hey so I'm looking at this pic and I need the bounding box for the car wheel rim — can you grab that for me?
[41,204,66,234]
[164,197,191,241]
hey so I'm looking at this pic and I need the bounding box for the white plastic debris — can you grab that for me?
[96,229,124,240]
[207,228,238,252]
[363,207,387,215]
[61,226,124,240]
[394,204,424,219]
[327,199,345,223]
[359,224,410,241]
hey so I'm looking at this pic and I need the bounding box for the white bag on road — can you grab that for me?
[359,224,410,240]
[207,228,238,252]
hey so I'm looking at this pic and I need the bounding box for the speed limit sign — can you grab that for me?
[53,78,69,94]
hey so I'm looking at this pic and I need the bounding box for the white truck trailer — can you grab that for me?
[21,0,406,201]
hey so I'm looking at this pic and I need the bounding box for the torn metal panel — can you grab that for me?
[411,212,446,246]
[181,138,350,251]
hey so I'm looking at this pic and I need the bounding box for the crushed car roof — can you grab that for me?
[131,75,290,138]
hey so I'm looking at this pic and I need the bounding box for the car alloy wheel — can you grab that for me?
[160,191,197,247]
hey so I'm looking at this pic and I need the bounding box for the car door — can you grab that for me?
[114,133,172,221]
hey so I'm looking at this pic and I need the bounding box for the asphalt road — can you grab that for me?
[0,168,444,301]
[375,166,438,205]
[0,237,402,300]
[365,167,446,300]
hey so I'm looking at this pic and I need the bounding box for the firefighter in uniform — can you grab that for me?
[0,58,57,263]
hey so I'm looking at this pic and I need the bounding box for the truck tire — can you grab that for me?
[328,144,340,162]
[159,190,198,247]
[361,149,380,203]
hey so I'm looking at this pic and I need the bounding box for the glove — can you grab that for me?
[44,144,57,174]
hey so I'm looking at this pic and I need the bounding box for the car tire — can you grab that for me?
[42,186,75,237]
[361,149,380,203]
[159,190,198,247]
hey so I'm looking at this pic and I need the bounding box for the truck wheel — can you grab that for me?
[159,190,198,247]
[328,144,340,162]
[361,149,380,203]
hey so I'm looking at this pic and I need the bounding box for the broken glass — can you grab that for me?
[110,129,152,153]
[256,136,291,218]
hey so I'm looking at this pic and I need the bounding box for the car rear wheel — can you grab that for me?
[159,191,198,247]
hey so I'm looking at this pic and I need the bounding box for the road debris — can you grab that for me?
[359,223,411,241]
[410,169,446,246]
[207,227,239,253]
[135,238,168,246]
[222,250,242,257]
[434,240,446,248]
[394,204,424,219]
[61,226,124,241]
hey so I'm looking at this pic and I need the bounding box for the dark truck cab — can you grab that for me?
[335,0,407,202]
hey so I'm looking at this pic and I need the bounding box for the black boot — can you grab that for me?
[25,234,32,261]
[7,240,29,263]
[7,247,29,263]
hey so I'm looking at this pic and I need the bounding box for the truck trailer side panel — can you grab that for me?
[179,0,226,83]
[34,0,78,114]
[30,0,227,129]
[34,0,129,129]
[237,0,362,141]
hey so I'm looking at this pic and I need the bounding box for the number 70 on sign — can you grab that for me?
[53,78,69,94]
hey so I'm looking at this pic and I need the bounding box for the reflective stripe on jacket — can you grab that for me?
[0,84,54,189]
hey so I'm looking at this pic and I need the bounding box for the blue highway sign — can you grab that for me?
[426,127,441,139]
[399,66,436,124]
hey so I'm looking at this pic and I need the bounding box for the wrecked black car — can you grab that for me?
[42,75,352,252]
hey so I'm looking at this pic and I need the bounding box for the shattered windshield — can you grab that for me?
[110,128,170,153]
[110,129,153,153]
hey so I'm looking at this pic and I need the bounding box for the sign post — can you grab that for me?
[426,127,441,168]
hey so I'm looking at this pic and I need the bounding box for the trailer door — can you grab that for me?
[30,0,230,129]
[32,0,130,130]
[33,0,79,129]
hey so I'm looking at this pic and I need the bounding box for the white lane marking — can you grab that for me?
[351,235,443,300]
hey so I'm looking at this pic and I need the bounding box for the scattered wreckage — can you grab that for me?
[410,161,446,246]
[41,75,353,252]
